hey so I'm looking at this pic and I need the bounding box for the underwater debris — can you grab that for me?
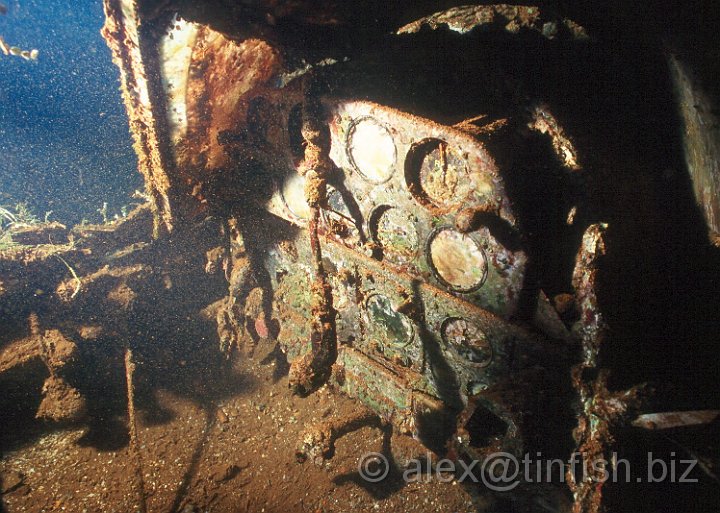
[296,406,381,465]
[54,255,81,298]
[257,96,573,460]
[0,313,78,375]
[397,4,589,40]
[0,2,700,510]
[669,54,720,234]
[35,374,86,422]
[3,8,589,499]
[8,221,67,245]
[0,313,87,423]
[276,57,346,88]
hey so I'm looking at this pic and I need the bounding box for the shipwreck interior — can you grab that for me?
[1,1,719,512]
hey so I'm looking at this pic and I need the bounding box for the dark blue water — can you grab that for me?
[0,0,141,225]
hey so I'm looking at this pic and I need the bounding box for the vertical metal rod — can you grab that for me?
[125,348,147,513]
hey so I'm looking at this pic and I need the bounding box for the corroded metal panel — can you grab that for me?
[267,100,527,320]
[102,0,578,461]
[255,98,563,448]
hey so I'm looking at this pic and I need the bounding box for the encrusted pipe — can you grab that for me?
[288,85,338,396]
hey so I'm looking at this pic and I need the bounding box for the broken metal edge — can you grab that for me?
[397,4,590,41]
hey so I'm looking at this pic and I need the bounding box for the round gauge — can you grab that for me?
[426,227,488,293]
[280,173,311,220]
[346,117,397,183]
[405,138,473,210]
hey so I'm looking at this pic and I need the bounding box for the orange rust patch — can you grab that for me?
[185,31,282,171]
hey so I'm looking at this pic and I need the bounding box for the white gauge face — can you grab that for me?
[347,117,397,183]
[428,228,488,292]
[280,173,311,220]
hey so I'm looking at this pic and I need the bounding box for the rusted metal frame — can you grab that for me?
[397,4,589,40]
[566,224,647,513]
[631,410,720,430]
[102,0,179,237]
[668,54,720,237]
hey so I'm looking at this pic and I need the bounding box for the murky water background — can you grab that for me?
[0,0,140,225]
